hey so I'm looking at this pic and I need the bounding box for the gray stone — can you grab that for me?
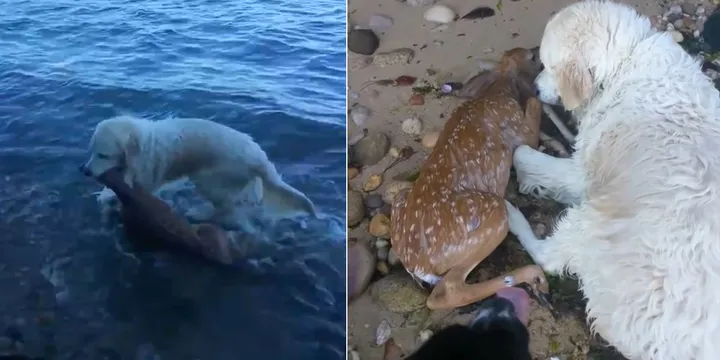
[369,14,394,32]
[352,132,390,166]
[348,29,379,55]
[348,190,365,227]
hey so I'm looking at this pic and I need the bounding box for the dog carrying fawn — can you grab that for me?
[390,47,552,310]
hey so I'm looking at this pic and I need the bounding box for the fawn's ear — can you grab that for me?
[556,60,594,110]
[457,71,499,99]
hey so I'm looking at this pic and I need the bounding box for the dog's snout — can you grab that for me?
[470,297,516,329]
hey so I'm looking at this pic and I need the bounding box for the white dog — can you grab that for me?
[81,115,317,229]
[504,1,720,359]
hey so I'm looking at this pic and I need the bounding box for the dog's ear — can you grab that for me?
[457,71,499,99]
[123,127,140,160]
[557,60,593,110]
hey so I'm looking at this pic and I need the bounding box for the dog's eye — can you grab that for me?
[96,153,111,159]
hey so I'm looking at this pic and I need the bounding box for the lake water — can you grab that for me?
[0,0,346,358]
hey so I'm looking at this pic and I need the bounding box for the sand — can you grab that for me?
[347,1,669,360]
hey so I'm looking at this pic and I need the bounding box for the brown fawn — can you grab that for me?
[390,47,551,310]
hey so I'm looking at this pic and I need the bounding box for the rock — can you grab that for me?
[348,167,360,180]
[394,75,417,86]
[349,240,376,301]
[371,273,429,313]
[369,214,391,238]
[388,247,401,266]
[405,0,437,6]
[376,319,392,346]
[673,18,685,30]
[348,29,379,55]
[424,4,457,23]
[376,261,390,275]
[384,181,413,203]
[365,193,385,209]
[666,4,682,16]
[352,132,390,166]
[349,56,373,71]
[388,146,400,158]
[377,246,389,262]
[670,30,684,43]
[421,132,440,148]
[682,2,697,15]
[373,48,415,67]
[409,94,425,106]
[363,174,383,192]
[348,190,365,226]
[369,14,394,32]
[350,103,371,127]
[376,238,389,248]
[402,117,423,135]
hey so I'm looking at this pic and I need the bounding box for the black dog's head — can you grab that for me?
[407,288,532,360]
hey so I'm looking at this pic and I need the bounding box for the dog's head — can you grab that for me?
[80,116,142,178]
[407,287,532,360]
[534,0,654,110]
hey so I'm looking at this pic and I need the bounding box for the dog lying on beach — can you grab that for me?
[507,1,720,359]
[80,115,317,229]
[407,287,531,360]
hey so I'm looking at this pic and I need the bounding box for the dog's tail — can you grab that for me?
[249,164,318,220]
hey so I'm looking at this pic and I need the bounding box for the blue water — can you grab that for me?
[0,0,346,359]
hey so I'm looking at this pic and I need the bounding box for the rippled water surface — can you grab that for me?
[0,0,346,358]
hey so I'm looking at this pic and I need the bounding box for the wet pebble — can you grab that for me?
[348,29,379,55]
[402,117,423,135]
[348,190,365,226]
[369,14,393,32]
[682,2,697,15]
[350,103,371,127]
[424,4,457,23]
[349,240,377,301]
[387,247,400,266]
[364,194,385,209]
[421,132,440,148]
[369,214,390,238]
[377,246,389,262]
[352,132,390,166]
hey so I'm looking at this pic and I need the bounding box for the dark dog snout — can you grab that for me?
[79,164,91,177]
[470,296,517,330]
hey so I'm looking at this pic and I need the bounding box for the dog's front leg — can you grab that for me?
[505,200,580,275]
[513,145,585,205]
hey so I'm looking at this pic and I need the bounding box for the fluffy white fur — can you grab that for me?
[510,1,720,359]
[83,115,317,229]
